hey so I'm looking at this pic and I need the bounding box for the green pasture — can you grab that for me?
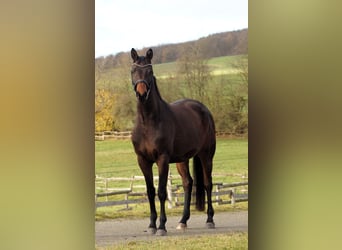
[95,138,247,182]
[95,138,248,220]
[96,232,248,250]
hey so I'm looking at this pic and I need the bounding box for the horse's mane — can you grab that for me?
[152,76,163,101]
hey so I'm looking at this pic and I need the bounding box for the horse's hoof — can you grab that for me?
[206,222,215,229]
[156,229,167,236]
[148,227,157,234]
[176,223,187,230]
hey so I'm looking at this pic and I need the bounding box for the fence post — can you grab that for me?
[130,176,134,192]
[216,184,219,205]
[105,178,108,201]
[125,193,129,210]
[231,188,236,206]
[167,170,173,209]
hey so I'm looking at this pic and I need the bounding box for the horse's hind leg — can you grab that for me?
[199,154,215,228]
[138,155,157,234]
[175,160,193,230]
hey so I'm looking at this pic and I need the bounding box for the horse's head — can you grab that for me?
[131,48,154,102]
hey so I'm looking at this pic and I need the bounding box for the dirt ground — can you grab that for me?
[95,211,248,247]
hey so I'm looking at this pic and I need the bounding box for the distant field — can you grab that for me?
[152,55,244,78]
[97,54,246,88]
[207,55,244,76]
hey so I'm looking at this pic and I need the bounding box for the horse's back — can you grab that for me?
[170,99,215,129]
[169,99,216,157]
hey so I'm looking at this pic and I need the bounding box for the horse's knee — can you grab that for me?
[158,187,167,201]
[183,177,193,190]
[204,183,212,192]
[147,186,155,198]
[188,176,194,186]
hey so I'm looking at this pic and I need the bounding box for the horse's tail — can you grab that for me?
[193,155,205,211]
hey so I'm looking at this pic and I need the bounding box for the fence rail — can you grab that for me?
[95,174,248,210]
[95,130,247,141]
[95,131,132,140]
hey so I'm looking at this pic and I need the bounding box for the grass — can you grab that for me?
[95,138,248,220]
[95,138,247,182]
[95,140,137,177]
[96,232,248,250]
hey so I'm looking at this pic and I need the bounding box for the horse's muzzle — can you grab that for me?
[135,82,148,96]
[133,80,150,101]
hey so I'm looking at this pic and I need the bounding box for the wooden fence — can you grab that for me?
[95,174,248,210]
[95,131,132,140]
[95,130,247,141]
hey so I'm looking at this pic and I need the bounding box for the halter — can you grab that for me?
[131,63,153,100]
[132,63,152,68]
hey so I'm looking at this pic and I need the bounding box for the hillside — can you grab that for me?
[95,29,248,134]
[96,28,248,70]
[96,54,245,85]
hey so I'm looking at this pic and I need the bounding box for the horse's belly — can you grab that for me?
[169,148,197,163]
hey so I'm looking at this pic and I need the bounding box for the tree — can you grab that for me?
[95,56,105,84]
[111,53,136,130]
[177,45,211,103]
[227,55,248,134]
[95,89,115,131]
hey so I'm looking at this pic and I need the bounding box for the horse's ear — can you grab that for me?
[131,48,138,62]
[146,49,153,61]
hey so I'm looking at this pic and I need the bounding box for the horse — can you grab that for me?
[130,48,216,236]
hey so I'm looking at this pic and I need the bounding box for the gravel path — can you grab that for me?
[95,211,248,247]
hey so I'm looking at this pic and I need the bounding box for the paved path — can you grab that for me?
[95,211,248,247]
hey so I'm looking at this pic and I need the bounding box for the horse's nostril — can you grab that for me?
[136,82,147,96]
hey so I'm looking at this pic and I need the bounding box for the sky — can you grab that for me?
[95,0,248,58]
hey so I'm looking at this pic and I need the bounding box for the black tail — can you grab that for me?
[193,155,205,211]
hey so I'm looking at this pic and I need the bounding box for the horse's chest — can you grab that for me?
[132,133,161,161]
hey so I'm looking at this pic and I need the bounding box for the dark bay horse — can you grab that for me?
[130,48,216,236]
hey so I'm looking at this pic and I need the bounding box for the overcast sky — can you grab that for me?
[95,0,248,58]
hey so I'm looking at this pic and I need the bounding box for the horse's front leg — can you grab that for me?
[155,154,170,236]
[137,155,157,234]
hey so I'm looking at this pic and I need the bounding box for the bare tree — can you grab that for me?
[177,45,211,102]
[112,53,135,130]
[228,55,248,134]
